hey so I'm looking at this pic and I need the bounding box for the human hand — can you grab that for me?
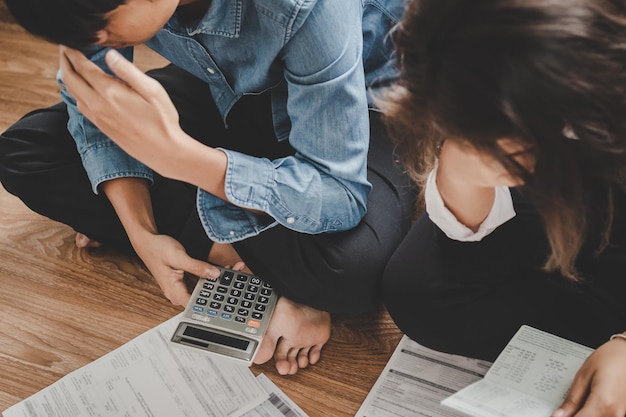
[552,335,626,417]
[59,47,187,175]
[131,231,220,306]
[60,47,229,198]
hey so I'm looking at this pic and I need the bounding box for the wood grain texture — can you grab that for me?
[0,22,404,416]
[0,0,14,24]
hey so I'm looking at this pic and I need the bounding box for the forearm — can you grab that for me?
[158,132,228,201]
[100,177,158,243]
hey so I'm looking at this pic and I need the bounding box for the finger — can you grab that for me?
[162,270,192,306]
[571,392,626,417]
[105,49,165,101]
[62,47,115,92]
[231,261,247,272]
[177,254,221,280]
[553,372,591,417]
[59,47,99,105]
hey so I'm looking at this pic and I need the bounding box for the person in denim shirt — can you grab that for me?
[0,0,416,374]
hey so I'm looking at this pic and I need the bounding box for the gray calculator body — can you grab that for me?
[170,267,278,365]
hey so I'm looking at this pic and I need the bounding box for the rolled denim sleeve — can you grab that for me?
[197,0,371,242]
[57,47,153,194]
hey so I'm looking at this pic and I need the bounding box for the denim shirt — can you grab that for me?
[60,0,406,243]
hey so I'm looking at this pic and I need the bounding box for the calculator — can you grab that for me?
[170,267,278,365]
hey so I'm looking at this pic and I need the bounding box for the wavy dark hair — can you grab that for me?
[5,0,126,49]
[382,0,626,279]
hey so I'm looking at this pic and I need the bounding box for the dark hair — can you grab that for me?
[5,0,126,49]
[382,0,626,279]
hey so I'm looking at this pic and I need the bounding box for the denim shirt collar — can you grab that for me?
[166,0,242,38]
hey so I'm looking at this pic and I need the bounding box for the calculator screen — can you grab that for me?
[182,325,250,351]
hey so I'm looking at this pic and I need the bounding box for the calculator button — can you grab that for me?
[206,310,218,317]
[210,301,221,309]
[217,286,228,294]
[224,305,235,313]
[203,282,215,290]
[260,288,272,296]
[230,289,242,297]
[234,281,245,289]
[248,319,261,328]
[236,274,248,282]
[192,314,210,322]
[238,309,250,316]
[257,296,269,304]
[221,313,232,320]
[213,294,225,302]
[199,290,211,298]
[251,312,263,320]
[227,297,238,305]
[254,304,266,312]
[193,306,204,313]
[196,298,208,306]
[220,271,234,285]
[263,282,272,288]
[247,285,259,293]
[235,316,246,323]
[244,293,255,301]
[241,300,252,309]
[250,277,261,285]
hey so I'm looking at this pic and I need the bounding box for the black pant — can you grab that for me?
[0,65,417,315]
[383,189,626,361]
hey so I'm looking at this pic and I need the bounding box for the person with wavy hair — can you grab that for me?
[381,0,626,415]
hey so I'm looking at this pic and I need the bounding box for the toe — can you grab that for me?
[75,233,101,248]
[297,347,311,369]
[274,339,298,375]
[308,345,323,365]
[253,334,278,365]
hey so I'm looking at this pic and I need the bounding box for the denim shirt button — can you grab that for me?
[286,217,295,224]
[206,67,216,74]
[229,231,235,236]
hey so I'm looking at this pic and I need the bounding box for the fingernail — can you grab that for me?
[552,409,565,417]
[206,268,220,280]
[106,49,122,64]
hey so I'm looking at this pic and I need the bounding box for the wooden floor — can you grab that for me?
[0,21,404,416]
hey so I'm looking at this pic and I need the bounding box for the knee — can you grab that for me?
[0,104,72,195]
[277,245,394,316]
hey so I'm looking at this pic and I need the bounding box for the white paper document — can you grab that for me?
[3,315,268,417]
[355,335,492,417]
[243,374,309,417]
[441,325,594,417]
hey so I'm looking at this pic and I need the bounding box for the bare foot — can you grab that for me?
[209,246,330,374]
[75,232,102,248]
[254,297,331,375]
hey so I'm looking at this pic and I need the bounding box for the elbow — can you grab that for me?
[328,184,369,232]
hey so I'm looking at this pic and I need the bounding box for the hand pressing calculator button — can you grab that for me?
[170,267,278,365]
